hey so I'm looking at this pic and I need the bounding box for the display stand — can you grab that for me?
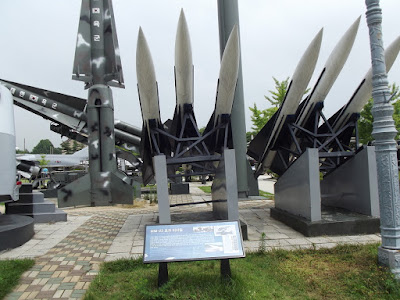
[269,103,380,236]
[149,107,243,285]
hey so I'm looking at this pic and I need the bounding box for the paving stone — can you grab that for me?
[2,195,386,300]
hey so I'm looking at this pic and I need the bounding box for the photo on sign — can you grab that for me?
[204,242,223,253]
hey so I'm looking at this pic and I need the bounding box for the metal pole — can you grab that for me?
[217,0,249,197]
[365,0,400,277]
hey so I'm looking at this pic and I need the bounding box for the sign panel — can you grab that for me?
[143,220,245,263]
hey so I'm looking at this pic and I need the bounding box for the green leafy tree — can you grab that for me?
[16,149,30,154]
[72,140,84,153]
[31,139,56,154]
[60,140,73,154]
[38,155,50,166]
[249,77,290,135]
[264,77,290,107]
[358,83,400,145]
[249,77,310,136]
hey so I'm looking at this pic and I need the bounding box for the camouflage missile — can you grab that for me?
[295,16,361,132]
[170,9,197,141]
[59,0,132,207]
[202,25,240,152]
[329,35,400,132]
[247,29,323,175]
[72,0,124,88]
[0,79,87,133]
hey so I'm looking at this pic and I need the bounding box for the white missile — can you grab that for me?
[213,24,240,127]
[330,35,400,131]
[296,16,361,130]
[0,84,19,201]
[251,28,323,173]
[136,27,161,127]
[170,9,198,141]
[136,27,170,185]
[175,9,194,108]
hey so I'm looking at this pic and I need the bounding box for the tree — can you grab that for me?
[60,140,73,154]
[31,139,61,154]
[38,155,50,166]
[249,77,290,135]
[16,148,30,154]
[358,83,400,145]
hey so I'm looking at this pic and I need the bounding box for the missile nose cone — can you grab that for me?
[136,27,156,86]
[136,27,160,122]
[214,24,240,121]
[175,8,193,106]
[311,16,360,104]
[385,36,400,71]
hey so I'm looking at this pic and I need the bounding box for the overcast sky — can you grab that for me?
[0,0,399,151]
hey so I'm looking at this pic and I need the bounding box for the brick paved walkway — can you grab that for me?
[1,183,381,299]
[4,211,131,300]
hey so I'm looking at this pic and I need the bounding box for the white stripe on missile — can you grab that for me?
[136,27,161,123]
[214,25,240,126]
[332,35,400,131]
[175,9,194,107]
[296,16,361,128]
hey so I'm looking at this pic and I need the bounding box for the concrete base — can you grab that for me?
[212,149,239,221]
[378,246,400,280]
[57,172,134,208]
[321,146,379,217]
[0,214,34,251]
[274,148,321,221]
[6,190,67,223]
[270,206,380,237]
[169,183,189,195]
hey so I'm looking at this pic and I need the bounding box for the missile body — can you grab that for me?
[136,27,170,185]
[329,36,400,132]
[203,25,240,153]
[295,17,360,133]
[170,10,198,144]
[248,29,323,176]
[0,85,18,201]
[59,0,132,207]
[0,79,87,133]
[114,120,142,138]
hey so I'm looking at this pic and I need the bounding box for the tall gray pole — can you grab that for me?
[217,0,250,197]
[365,0,400,278]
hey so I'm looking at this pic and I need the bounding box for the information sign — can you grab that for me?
[143,220,245,263]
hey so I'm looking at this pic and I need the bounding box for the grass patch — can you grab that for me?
[0,259,35,299]
[259,190,274,199]
[84,243,400,299]
[198,186,211,194]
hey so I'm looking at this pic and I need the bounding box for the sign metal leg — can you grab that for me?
[220,259,231,280]
[158,262,169,287]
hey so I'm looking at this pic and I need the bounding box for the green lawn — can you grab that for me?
[259,190,274,199]
[197,186,211,194]
[0,259,35,299]
[84,243,400,300]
